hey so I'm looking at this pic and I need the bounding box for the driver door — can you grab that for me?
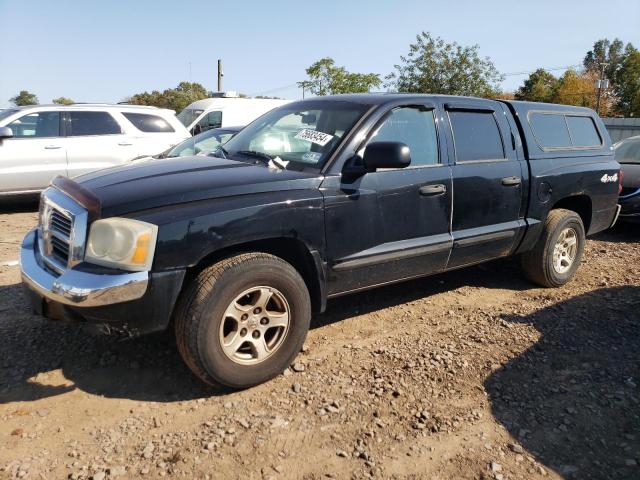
[321,103,453,295]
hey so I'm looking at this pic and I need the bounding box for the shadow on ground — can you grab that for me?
[592,221,640,244]
[485,285,640,479]
[0,256,529,404]
[0,197,39,214]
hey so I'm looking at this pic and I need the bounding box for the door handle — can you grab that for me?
[44,145,61,150]
[118,142,133,146]
[419,184,446,196]
[501,176,521,186]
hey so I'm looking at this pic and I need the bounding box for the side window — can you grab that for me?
[198,111,222,129]
[566,115,601,147]
[529,113,572,148]
[7,112,60,138]
[67,111,122,136]
[122,113,175,133]
[369,107,439,167]
[448,110,504,161]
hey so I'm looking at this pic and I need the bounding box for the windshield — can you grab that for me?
[615,137,640,164]
[176,108,204,127]
[0,109,19,123]
[221,100,369,170]
[166,128,237,158]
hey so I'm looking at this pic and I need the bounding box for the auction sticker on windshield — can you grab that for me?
[295,129,334,146]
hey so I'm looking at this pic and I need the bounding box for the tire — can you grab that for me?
[174,253,311,388]
[521,208,586,288]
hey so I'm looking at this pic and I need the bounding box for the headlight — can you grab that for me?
[85,218,158,271]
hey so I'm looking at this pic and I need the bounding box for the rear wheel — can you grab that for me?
[174,253,311,388]
[521,208,586,288]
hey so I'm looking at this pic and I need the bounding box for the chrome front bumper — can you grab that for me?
[20,229,148,307]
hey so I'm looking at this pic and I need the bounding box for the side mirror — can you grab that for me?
[363,141,411,170]
[0,126,13,140]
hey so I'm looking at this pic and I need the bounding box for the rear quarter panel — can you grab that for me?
[503,101,619,247]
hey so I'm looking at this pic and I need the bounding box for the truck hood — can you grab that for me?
[73,156,323,217]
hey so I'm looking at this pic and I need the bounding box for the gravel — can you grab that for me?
[0,210,638,479]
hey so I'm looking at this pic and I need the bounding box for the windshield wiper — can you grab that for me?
[236,150,286,170]
[237,150,274,163]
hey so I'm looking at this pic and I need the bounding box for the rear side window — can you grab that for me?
[529,112,602,149]
[67,111,121,136]
[566,115,601,147]
[448,111,504,161]
[529,113,571,148]
[122,112,175,133]
[369,106,439,167]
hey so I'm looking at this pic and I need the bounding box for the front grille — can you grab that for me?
[38,188,88,275]
[50,210,72,237]
[50,234,70,264]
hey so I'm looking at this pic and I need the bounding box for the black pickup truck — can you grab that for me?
[20,94,621,388]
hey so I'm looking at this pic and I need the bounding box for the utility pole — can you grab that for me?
[217,59,224,92]
[595,62,609,116]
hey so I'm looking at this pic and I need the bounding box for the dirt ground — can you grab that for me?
[0,203,638,480]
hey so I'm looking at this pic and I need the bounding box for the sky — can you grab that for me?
[1,0,639,108]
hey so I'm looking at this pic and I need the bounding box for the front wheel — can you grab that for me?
[174,253,311,388]
[521,208,586,288]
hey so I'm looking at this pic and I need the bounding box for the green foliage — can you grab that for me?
[10,90,38,106]
[582,38,639,116]
[616,50,640,116]
[514,69,559,103]
[297,57,381,96]
[52,96,74,105]
[583,38,636,85]
[127,82,210,113]
[386,32,503,98]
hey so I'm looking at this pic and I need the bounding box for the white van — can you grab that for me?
[177,94,290,135]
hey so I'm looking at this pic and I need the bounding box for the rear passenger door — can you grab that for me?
[64,110,131,178]
[443,101,526,268]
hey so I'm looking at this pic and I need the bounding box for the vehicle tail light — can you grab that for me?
[618,169,624,195]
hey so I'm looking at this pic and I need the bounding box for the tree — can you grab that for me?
[583,38,635,85]
[583,38,638,116]
[52,97,74,105]
[127,82,209,113]
[514,69,559,103]
[386,32,503,98]
[551,69,596,108]
[297,57,381,96]
[10,90,38,106]
[615,50,640,116]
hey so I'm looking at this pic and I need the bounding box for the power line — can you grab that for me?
[248,64,585,97]
[249,83,299,97]
[503,64,582,77]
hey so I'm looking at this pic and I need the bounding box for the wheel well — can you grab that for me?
[552,195,592,232]
[185,238,323,313]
